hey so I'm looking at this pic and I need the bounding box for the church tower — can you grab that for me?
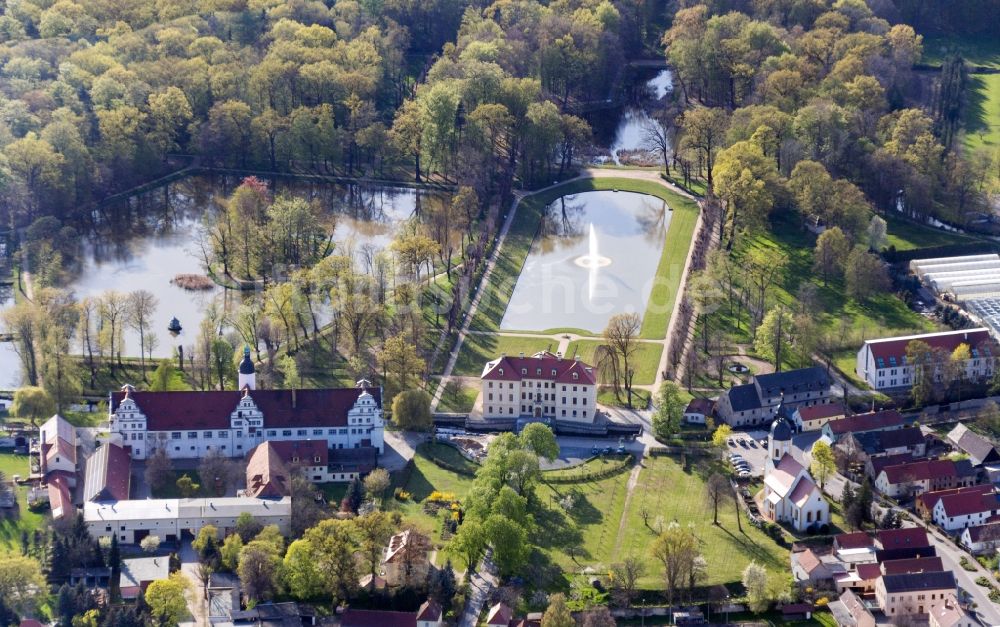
[766,395,794,472]
[238,346,256,390]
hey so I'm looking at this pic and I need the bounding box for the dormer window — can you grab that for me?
[521,368,527,375]
[551,369,557,376]
[499,368,504,376]
[314,456,321,463]
[292,456,299,463]
[572,373,578,380]
[536,368,541,375]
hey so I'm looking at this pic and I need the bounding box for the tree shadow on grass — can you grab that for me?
[713,524,784,572]
[964,75,990,137]
[402,464,435,501]
[532,497,588,558]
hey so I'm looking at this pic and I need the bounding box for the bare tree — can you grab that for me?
[609,556,644,608]
[128,290,159,380]
[99,290,129,373]
[603,312,642,408]
[705,473,733,525]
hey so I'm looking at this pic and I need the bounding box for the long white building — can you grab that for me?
[856,328,995,391]
[480,351,597,422]
[109,348,384,460]
[84,496,291,544]
[911,254,1000,300]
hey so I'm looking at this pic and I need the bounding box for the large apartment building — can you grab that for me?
[855,328,995,391]
[480,351,597,422]
[108,348,384,460]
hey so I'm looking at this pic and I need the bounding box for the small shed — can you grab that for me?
[781,603,813,621]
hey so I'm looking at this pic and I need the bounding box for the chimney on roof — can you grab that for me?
[501,352,506,357]
[519,352,524,358]
[575,355,580,362]
[556,352,562,360]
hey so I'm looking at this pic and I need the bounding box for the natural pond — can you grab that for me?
[62,175,446,359]
[591,68,674,166]
[500,190,670,333]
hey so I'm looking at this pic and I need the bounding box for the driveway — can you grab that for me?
[724,432,767,477]
[458,550,498,627]
[178,540,209,627]
[380,430,427,471]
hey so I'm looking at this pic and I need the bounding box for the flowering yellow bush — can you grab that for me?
[427,491,457,503]
[815,597,829,607]
[394,488,412,501]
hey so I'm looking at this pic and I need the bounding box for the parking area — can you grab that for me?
[725,429,769,477]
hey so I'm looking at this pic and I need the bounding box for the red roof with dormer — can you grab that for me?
[876,528,929,551]
[826,410,904,435]
[864,328,993,364]
[797,403,846,421]
[481,351,596,385]
[110,387,380,431]
[834,531,874,550]
[937,490,1000,518]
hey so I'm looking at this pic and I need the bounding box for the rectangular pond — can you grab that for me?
[499,190,670,334]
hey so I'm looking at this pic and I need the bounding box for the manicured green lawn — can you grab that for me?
[726,212,935,355]
[436,380,480,413]
[831,349,870,390]
[452,334,556,377]
[390,444,476,539]
[963,73,1000,153]
[618,456,789,587]
[535,466,632,575]
[565,340,663,385]
[542,455,628,480]
[0,452,48,556]
[883,211,981,252]
[151,469,205,499]
[597,386,652,409]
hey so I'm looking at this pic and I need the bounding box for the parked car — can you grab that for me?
[747,440,757,448]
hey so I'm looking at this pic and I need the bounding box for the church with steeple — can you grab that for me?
[761,397,830,532]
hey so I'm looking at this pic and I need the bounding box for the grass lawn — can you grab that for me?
[436,380,480,413]
[565,340,663,385]
[0,452,48,556]
[151,469,205,499]
[451,334,556,377]
[882,211,982,252]
[597,386,652,409]
[831,349,870,390]
[963,73,1000,153]
[619,456,789,587]
[542,455,629,480]
[725,212,936,352]
[389,444,476,540]
[468,177,699,343]
[535,466,633,576]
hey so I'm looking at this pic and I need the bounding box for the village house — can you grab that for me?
[931,488,1000,532]
[837,427,926,464]
[38,414,78,487]
[916,484,995,520]
[716,367,832,427]
[790,547,846,588]
[947,423,1000,467]
[874,528,936,563]
[683,398,714,424]
[959,521,1000,555]
[244,441,291,498]
[928,593,977,627]
[866,453,918,482]
[382,529,431,587]
[340,599,443,627]
[84,496,291,544]
[109,350,384,460]
[245,439,376,487]
[119,556,170,600]
[829,589,876,627]
[761,404,829,532]
[874,458,977,500]
[793,402,846,431]
[856,328,995,391]
[833,532,876,565]
[874,571,956,618]
[480,351,597,422]
[821,410,905,444]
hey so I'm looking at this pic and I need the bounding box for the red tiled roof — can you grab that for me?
[826,410,904,435]
[876,528,929,551]
[835,531,874,550]
[416,600,442,622]
[880,556,944,575]
[798,403,846,421]
[481,351,596,385]
[856,563,881,580]
[881,459,963,484]
[83,442,130,502]
[938,490,1000,517]
[865,329,992,363]
[685,398,715,415]
[964,521,1000,542]
[48,476,72,520]
[340,609,415,627]
[918,484,994,512]
[263,440,328,466]
[245,442,290,498]
[111,387,380,431]
[487,602,514,626]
